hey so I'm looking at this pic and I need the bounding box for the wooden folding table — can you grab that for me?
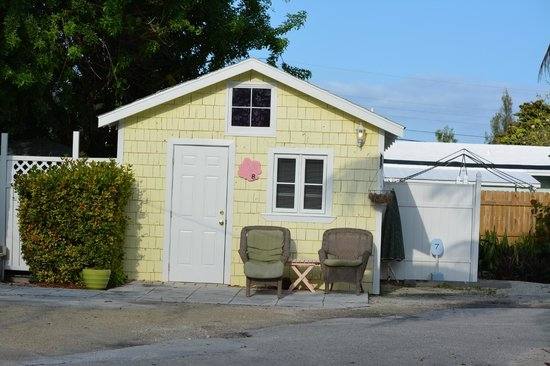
[288,259,320,293]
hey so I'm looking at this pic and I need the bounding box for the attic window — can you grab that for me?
[226,84,276,136]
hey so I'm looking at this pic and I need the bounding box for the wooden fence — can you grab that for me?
[480,190,550,241]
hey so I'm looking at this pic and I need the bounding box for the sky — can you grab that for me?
[252,0,549,143]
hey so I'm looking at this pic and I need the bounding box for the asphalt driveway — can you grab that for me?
[22,307,550,366]
[0,280,548,365]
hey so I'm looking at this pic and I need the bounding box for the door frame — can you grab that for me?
[163,138,235,284]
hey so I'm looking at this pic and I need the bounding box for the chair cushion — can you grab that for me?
[323,258,363,267]
[244,260,284,279]
[247,230,284,262]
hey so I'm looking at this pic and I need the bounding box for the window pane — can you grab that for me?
[277,158,296,183]
[252,88,271,107]
[305,159,324,184]
[231,108,250,126]
[232,88,251,107]
[276,184,295,209]
[251,108,270,127]
[304,185,323,210]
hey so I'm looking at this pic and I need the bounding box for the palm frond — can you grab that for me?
[538,43,550,81]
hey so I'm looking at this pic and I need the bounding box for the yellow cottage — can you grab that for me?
[97,59,404,294]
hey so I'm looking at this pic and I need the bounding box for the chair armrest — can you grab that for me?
[281,252,290,264]
[318,248,327,262]
[238,229,248,263]
[281,228,291,264]
[360,249,372,264]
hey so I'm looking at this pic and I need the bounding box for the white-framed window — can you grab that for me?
[226,82,277,136]
[264,148,334,223]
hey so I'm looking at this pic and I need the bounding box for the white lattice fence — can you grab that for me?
[4,156,64,270]
[10,158,63,178]
[0,131,112,272]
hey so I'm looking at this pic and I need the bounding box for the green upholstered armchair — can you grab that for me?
[318,228,373,295]
[239,226,290,299]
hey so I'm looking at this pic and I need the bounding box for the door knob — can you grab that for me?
[219,219,225,226]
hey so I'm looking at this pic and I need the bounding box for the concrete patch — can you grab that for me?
[229,291,278,306]
[323,292,369,309]
[0,281,369,309]
[276,291,326,309]
[185,286,242,305]
[135,287,197,303]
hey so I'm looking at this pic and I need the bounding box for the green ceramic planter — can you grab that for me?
[81,268,111,290]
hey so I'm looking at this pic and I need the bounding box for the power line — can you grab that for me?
[406,129,485,139]
[328,93,502,113]
[321,89,498,126]
[334,96,492,119]
[372,106,489,120]
[323,91,497,126]
[389,114,490,127]
[274,58,547,93]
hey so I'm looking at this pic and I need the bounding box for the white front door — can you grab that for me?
[168,144,229,283]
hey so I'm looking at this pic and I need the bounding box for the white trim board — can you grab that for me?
[97,58,405,137]
[372,129,385,295]
[116,122,124,164]
[162,138,236,285]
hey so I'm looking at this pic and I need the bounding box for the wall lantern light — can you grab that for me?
[356,127,366,148]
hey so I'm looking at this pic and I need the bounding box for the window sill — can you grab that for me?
[262,213,336,223]
[225,128,276,137]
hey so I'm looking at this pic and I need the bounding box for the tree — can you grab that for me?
[435,125,457,143]
[539,43,550,81]
[0,1,308,156]
[486,90,515,143]
[492,99,550,146]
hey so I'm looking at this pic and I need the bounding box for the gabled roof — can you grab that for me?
[97,58,405,137]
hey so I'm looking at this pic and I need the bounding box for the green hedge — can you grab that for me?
[13,159,134,286]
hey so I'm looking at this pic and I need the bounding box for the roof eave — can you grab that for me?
[97,58,405,137]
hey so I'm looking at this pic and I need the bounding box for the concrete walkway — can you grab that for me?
[0,281,368,309]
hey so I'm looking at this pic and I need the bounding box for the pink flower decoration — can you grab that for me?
[238,158,262,182]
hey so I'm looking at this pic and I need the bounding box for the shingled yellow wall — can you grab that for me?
[121,71,382,292]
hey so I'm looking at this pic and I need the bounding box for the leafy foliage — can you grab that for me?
[486,89,515,143]
[13,160,134,286]
[435,125,457,143]
[531,199,550,246]
[492,99,550,146]
[479,200,550,283]
[0,1,308,155]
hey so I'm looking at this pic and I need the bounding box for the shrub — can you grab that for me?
[479,200,550,283]
[531,199,550,245]
[13,159,134,286]
[479,231,550,284]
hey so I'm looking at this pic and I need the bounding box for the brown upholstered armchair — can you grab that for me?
[318,228,373,295]
[239,226,290,299]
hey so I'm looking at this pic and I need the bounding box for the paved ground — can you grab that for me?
[21,308,550,366]
[0,281,368,309]
[0,280,548,365]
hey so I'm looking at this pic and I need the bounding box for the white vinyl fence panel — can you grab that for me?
[385,179,481,282]
[3,156,63,270]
